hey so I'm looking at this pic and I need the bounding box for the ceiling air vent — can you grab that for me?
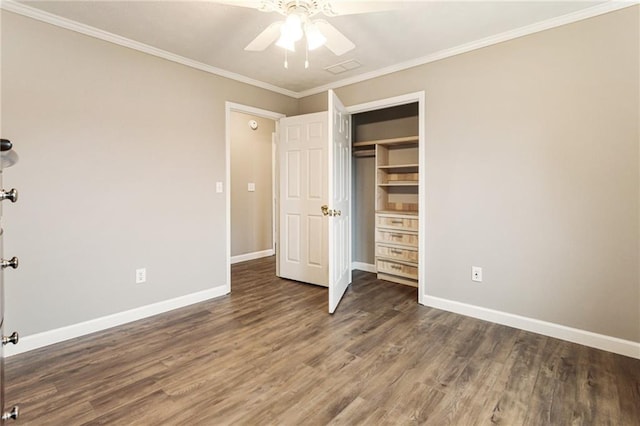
[324,59,362,75]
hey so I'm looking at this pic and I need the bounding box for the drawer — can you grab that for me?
[376,259,418,280]
[376,244,418,263]
[376,229,418,248]
[376,214,418,231]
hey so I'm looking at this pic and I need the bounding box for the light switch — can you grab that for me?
[248,182,256,192]
[216,182,223,193]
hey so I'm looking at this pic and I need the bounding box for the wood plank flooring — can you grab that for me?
[5,256,640,425]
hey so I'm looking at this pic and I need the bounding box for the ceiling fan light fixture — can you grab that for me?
[282,13,303,42]
[305,21,327,50]
[276,33,296,51]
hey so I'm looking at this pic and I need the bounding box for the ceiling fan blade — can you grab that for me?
[315,20,355,56]
[210,1,265,9]
[245,21,283,51]
[324,1,403,16]
[210,1,282,13]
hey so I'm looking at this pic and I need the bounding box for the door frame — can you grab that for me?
[225,102,285,292]
[346,91,426,305]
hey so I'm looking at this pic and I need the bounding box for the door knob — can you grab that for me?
[1,257,18,269]
[2,406,19,421]
[321,205,341,217]
[0,188,18,203]
[2,331,18,345]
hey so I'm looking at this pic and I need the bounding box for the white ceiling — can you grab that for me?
[8,1,624,97]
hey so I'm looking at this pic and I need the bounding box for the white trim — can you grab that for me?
[226,103,287,121]
[423,295,640,360]
[225,107,232,295]
[225,102,285,293]
[347,91,426,305]
[296,1,639,98]
[0,0,298,99]
[271,132,277,253]
[417,93,426,306]
[274,121,281,278]
[4,287,227,357]
[2,0,635,99]
[346,92,425,115]
[231,249,274,264]
[351,262,376,273]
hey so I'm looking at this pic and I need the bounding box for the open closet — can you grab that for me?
[352,103,420,287]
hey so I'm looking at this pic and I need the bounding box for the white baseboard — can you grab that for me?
[423,295,640,360]
[352,262,376,273]
[231,249,274,264]
[4,286,228,357]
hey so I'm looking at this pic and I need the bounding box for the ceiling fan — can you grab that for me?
[215,1,398,67]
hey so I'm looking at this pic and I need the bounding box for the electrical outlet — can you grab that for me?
[216,182,223,193]
[472,266,482,282]
[136,268,147,284]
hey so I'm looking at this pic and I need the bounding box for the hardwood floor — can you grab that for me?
[6,256,640,425]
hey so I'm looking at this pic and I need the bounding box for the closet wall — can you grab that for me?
[352,103,419,267]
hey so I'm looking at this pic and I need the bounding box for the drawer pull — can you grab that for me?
[390,220,403,224]
[390,265,402,270]
[390,234,404,239]
[390,249,403,255]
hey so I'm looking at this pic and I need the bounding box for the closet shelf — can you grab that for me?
[378,182,419,187]
[377,210,418,216]
[353,135,419,147]
[377,163,419,171]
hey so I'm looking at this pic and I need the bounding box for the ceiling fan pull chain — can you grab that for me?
[284,49,289,69]
[305,44,309,69]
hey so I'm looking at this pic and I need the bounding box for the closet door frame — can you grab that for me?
[347,91,426,305]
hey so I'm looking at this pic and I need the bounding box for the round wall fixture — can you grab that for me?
[248,120,258,130]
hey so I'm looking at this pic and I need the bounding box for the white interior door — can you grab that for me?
[277,92,351,313]
[327,89,351,313]
[278,112,329,287]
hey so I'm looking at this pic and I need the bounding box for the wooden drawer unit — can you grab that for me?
[377,259,418,281]
[375,212,418,286]
[376,214,418,231]
[376,244,418,263]
[376,229,418,248]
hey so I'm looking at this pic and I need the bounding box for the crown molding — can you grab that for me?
[0,0,300,99]
[1,0,637,100]
[297,1,639,98]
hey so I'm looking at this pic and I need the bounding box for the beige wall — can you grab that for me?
[304,7,640,342]
[298,92,327,115]
[0,11,297,336]
[230,111,275,257]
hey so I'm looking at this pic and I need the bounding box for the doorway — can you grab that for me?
[225,102,285,291]
[347,91,426,305]
[229,111,276,262]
